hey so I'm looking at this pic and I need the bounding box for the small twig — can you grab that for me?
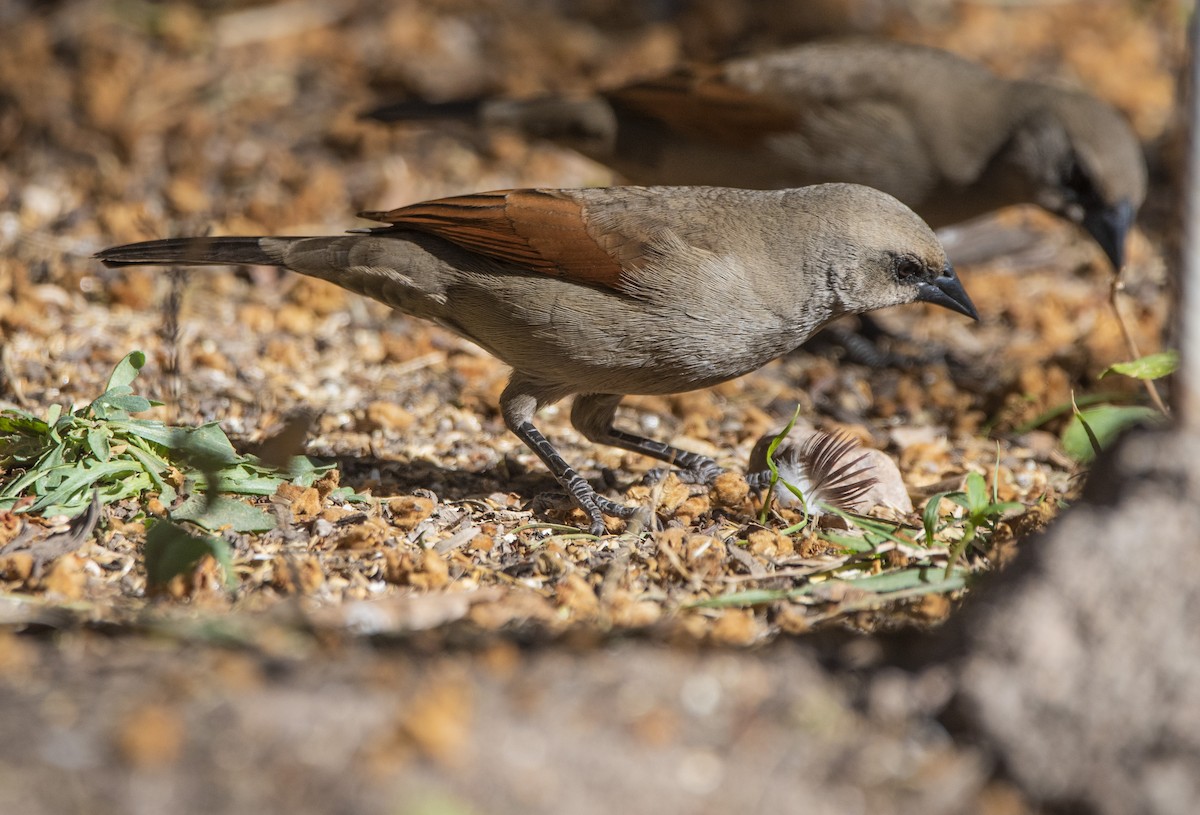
[801,579,968,625]
[597,538,633,619]
[943,523,977,579]
[1109,276,1168,416]
[216,0,345,48]
[0,344,29,407]
[161,266,186,426]
[719,562,848,583]
[387,351,447,379]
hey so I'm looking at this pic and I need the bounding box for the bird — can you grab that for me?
[365,39,1146,270]
[96,183,977,535]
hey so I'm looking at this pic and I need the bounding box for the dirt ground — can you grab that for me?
[0,0,1186,812]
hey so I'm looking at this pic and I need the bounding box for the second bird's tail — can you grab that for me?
[360,97,485,124]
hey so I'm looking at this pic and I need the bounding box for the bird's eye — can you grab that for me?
[1063,157,1102,209]
[894,256,924,282]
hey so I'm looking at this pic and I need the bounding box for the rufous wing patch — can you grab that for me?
[608,67,797,147]
[358,189,626,289]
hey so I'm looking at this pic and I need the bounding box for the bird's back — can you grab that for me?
[603,41,1017,214]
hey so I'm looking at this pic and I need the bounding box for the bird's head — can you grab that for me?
[812,184,978,321]
[1009,87,1146,269]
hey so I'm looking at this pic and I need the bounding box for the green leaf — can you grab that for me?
[95,392,153,415]
[171,494,275,533]
[143,520,234,589]
[948,492,1024,520]
[686,566,968,609]
[0,411,49,435]
[208,473,284,496]
[0,350,344,533]
[121,444,172,497]
[27,460,143,515]
[984,501,1024,517]
[1099,351,1179,382]
[1009,392,1128,434]
[820,531,878,553]
[964,471,988,513]
[822,508,920,549]
[0,412,54,466]
[688,587,802,608]
[328,486,370,503]
[922,491,955,545]
[778,518,808,536]
[106,419,179,448]
[86,427,111,462]
[1062,405,1165,462]
[172,423,241,467]
[0,461,52,502]
[287,455,322,481]
[104,351,146,392]
[837,565,966,593]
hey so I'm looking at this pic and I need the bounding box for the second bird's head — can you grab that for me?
[1011,87,1147,270]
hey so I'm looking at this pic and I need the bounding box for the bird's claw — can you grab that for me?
[745,469,773,489]
[679,460,724,484]
[585,495,646,537]
[641,461,723,486]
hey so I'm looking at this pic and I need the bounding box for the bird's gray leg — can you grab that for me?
[570,393,723,484]
[501,380,636,536]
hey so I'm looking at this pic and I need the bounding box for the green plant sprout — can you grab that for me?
[757,405,808,527]
[0,350,361,588]
[923,469,1023,578]
[1061,351,1176,462]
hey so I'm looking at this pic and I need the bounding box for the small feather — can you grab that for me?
[748,429,885,515]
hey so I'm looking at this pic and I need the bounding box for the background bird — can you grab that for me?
[366,39,1146,270]
[96,183,977,534]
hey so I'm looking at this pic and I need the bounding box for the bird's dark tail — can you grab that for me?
[95,237,282,268]
[362,96,615,155]
[360,97,485,124]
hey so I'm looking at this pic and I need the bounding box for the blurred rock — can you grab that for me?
[949,429,1200,815]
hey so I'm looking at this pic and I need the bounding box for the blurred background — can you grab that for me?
[0,0,1186,428]
[0,3,1192,814]
[0,0,1185,245]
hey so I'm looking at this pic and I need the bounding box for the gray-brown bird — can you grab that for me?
[96,183,976,534]
[366,40,1146,269]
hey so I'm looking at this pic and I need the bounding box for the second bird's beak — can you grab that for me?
[916,263,979,321]
[1082,199,1135,270]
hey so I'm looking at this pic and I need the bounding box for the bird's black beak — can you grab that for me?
[917,263,978,321]
[1082,199,1134,270]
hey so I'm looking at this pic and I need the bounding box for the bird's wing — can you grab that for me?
[603,61,936,196]
[358,189,633,291]
[605,67,798,147]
